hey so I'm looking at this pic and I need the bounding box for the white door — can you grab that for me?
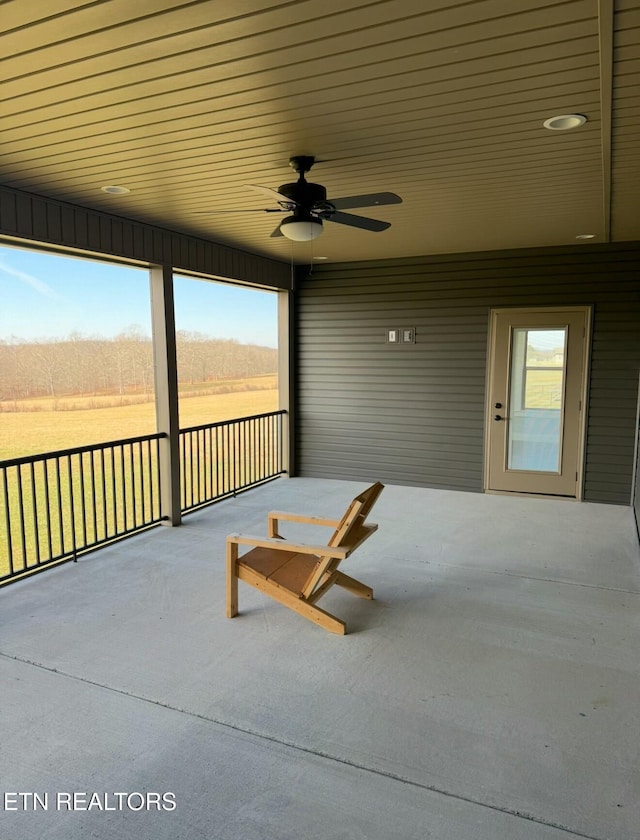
[486,307,590,497]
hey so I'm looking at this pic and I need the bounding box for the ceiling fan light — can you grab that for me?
[280,215,323,241]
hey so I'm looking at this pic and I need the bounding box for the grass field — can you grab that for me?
[0,376,278,460]
[0,376,279,580]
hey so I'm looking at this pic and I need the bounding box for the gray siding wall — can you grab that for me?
[296,244,640,504]
[0,186,291,290]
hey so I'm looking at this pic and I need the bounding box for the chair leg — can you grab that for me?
[335,570,373,599]
[226,540,238,618]
[290,596,347,635]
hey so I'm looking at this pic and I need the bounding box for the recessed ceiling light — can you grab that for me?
[543,114,587,131]
[313,256,328,260]
[575,234,596,239]
[101,185,130,195]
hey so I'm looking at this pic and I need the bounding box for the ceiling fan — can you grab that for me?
[199,156,402,241]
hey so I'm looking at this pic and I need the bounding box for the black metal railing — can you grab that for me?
[0,433,165,585]
[180,410,286,512]
[0,411,286,586]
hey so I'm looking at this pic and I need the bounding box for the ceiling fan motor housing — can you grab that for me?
[278,180,327,207]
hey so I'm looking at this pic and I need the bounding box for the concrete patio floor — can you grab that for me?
[1,478,639,840]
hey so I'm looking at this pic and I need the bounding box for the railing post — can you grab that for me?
[150,264,181,526]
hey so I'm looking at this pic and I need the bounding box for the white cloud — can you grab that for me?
[0,258,61,299]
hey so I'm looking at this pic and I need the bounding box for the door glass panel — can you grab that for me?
[507,328,566,472]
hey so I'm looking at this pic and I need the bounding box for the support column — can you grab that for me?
[278,288,295,477]
[150,264,181,525]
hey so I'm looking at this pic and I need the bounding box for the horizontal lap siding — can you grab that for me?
[296,244,640,503]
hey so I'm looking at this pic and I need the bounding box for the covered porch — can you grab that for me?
[1,478,638,840]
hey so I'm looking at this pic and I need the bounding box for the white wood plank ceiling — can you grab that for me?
[2,0,638,263]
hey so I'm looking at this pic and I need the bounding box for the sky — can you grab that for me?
[0,244,278,347]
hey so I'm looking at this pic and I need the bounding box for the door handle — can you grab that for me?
[494,415,503,421]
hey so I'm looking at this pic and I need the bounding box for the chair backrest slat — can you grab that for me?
[300,482,384,600]
[328,482,384,549]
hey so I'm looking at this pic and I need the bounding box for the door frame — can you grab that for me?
[483,305,592,500]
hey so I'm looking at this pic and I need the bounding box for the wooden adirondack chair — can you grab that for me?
[226,482,384,634]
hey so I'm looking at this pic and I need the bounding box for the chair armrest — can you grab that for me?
[268,511,341,527]
[227,533,348,559]
[267,511,340,539]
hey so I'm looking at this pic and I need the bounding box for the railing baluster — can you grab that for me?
[237,421,242,489]
[204,427,211,502]
[2,468,15,576]
[67,455,77,558]
[191,431,197,507]
[180,432,187,510]
[119,444,126,534]
[137,440,144,525]
[90,450,98,545]
[129,442,136,530]
[245,419,250,485]
[54,458,63,558]
[216,426,221,498]
[233,421,237,492]
[241,419,246,487]
[224,423,229,495]
[43,459,54,560]
[141,440,148,525]
[191,431,195,508]
[16,466,28,572]
[109,446,117,539]
[29,461,40,567]
[79,452,88,548]
[197,429,203,506]
[148,439,155,522]
[100,448,107,542]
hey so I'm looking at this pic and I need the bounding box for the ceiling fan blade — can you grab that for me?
[328,211,391,232]
[270,221,284,238]
[194,208,285,214]
[329,192,402,210]
[245,184,297,205]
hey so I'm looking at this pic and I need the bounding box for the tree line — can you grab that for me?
[0,328,277,401]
